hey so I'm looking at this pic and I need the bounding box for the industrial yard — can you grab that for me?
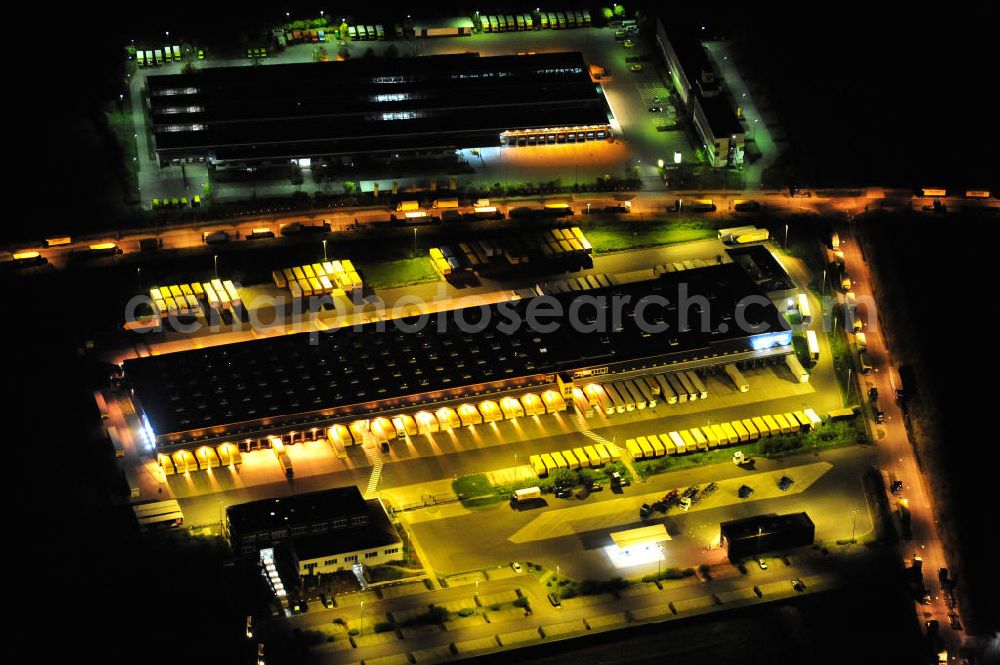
[11,5,998,665]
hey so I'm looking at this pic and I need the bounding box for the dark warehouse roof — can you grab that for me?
[226,486,369,536]
[698,94,744,139]
[720,512,815,540]
[147,51,609,160]
[292,501,401,560]
[125,265,789,440]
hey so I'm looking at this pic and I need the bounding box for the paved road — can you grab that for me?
[406,445,875,580]
[839,225,963,655]
[7,187,997,265]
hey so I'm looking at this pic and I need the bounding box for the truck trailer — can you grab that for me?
[725,364,749,392]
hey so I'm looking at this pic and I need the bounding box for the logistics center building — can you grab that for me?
[146,51,612,167]
[125,263,795,468]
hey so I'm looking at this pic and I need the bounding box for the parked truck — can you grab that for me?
[432,198,459,209]
[725,363,749,392]
[806,330,820,361]
[888,366,905,402]
[785,354,810,383]
[512,486,542,503]
[395,200,420,212]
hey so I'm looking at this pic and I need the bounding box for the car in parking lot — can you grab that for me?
[648,105,663,112]
[639,503,652,518]
[555,488,573,499]
[511,562,522,574]
[756,558,768,570]
[948,613,962,631]
[925,619,939,636]
[778,476,794,491]
[738,485,754,499]
[547,592,561,607]
[628,63,643,72]
[874,407,885,424]
[791,579,806,592]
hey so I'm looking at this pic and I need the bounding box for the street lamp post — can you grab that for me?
[322,239,328,261]
[555,564,560,580]
[513,452,518,481]
[137,267,142,292]
[784,224,789,249]
[821,269,826,296]
[412,228,417,258]
[851,507,860,543]
[213,254,219,279]
[757,526,763,561]
[359,600,365,635]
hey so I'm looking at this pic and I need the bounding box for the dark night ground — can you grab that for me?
[8,3,999,664]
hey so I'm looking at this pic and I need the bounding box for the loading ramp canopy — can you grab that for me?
[611,524,671,550]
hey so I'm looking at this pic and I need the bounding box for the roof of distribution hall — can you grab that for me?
[125,264,788,439]
[146,51,609,158]
[226,486,370,536]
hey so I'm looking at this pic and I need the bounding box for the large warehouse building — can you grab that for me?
[145,51,611,167]
[125,263,793,460]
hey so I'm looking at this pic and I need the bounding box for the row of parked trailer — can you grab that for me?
[625,408,825,460]
[478,9,591,33]
[530,442,621,477]
[325,390,568,448]
[578,370,711,417]
[136,45,185,67]
[430,227,592,276]
[148,278,242,318]
[271,260,363,299]
[537,273,615,296]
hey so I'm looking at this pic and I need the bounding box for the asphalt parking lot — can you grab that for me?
[406,444,876,579]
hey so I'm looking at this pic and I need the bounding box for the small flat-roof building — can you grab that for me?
[228,486,403,602]
[720,512,815,562]
[226,485,371,553]
[693,94,746,168]
[125,264,793,452]
[145,51,610,167]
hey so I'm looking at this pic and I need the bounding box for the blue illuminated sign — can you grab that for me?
[750,331,793,350]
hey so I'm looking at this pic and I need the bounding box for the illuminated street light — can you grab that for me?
[673,152,682,164]
[322,239,327,261]
[657,158,665,168]
[213,254,218,279]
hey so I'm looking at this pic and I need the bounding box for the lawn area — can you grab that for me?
[358,257,440,290]
[105,108,140,205]
[579,218,719,255]
[826,319,853,404]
